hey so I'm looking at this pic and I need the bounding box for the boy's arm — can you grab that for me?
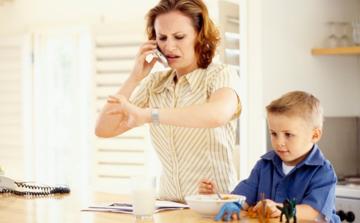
[252,199,282,218]
[300,162,338,221]
[295,204,321,220]
[199,160,263,199]
[232,160,263,205]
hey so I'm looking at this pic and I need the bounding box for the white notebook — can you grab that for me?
[83,200,189,214]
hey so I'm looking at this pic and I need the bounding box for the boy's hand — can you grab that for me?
[215,202,242,221]
[253,199,281,218]
[198,179,216,194]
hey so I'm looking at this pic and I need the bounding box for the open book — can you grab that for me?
[83,200,189,214]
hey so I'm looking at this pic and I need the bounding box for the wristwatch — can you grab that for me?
[151,108,160,125]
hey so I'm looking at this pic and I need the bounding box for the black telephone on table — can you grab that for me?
[0,175,70,196]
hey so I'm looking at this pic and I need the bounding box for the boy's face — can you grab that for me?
[267,113,322,166]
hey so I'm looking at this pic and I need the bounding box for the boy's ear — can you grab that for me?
[311,128,322,143]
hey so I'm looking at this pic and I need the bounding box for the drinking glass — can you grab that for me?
[131,175,156,221]
[352,16,360,45]
[339,22,351,47]
[326,22,339,48]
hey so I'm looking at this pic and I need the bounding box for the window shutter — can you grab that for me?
[0,35,28,179]
[92,25,153,193]
[219,0,240,72]
[218,1,241,178]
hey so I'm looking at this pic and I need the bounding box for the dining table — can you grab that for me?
[0,189,303,223]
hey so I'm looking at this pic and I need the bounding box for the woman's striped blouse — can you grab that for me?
[129,63,241,202]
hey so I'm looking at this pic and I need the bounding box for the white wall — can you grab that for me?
[0,0,154,32]
[244,0,360,175]
[262,0,360,116]
[0,0,219,33]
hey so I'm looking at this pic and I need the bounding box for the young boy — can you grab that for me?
[199,91,340,222]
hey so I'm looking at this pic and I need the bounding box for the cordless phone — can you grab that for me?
[145,47,168,67]
[153,48,168,67]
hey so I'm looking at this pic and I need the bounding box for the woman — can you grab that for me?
[95,0,241,202]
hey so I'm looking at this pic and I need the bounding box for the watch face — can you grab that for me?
[151,108,160,125]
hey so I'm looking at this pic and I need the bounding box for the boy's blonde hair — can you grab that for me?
[266,91,324,129]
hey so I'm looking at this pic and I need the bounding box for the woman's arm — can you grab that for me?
[94,76,142,138]
[159,87,240,128]
[108,87,240,129]
[95,41,158,137]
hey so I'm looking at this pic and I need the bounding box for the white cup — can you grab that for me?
[131,175,156,220]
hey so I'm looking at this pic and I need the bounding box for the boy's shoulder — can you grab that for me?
[252,150,279,169]
[303,144,334,169]
[261,150,277,160]
[259,150,279,166]
[261,144,331,166]
[310,145,337,176]
[297,145,337,180]
[259,145,336,174]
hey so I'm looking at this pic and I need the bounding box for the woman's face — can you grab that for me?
[154,10,198,75]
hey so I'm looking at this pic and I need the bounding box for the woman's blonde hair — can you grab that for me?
[146,0,220,69]
[266,91,324,129]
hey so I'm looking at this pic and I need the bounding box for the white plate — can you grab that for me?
[185,194,246,217]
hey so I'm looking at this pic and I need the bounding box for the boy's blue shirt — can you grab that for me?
[232,144,340,222]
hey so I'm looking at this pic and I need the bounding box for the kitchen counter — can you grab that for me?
[0,190,310,223]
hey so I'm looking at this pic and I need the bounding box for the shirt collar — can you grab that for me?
[302,144,325,166]
[151,67,203,93]
[151,69,176,93]
[262,144,325,168]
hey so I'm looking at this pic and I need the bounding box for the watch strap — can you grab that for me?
[151,108,160,125]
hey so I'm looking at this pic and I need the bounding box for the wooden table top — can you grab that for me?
[0,190,293,223]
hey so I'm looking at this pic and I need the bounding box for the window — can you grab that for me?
[0,35,28,179]
[91,24,158,193]
[30,28,92,190]
[218,0,242,179]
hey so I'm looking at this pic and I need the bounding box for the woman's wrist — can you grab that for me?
[126,75,142,86]
[143,108,160,125]
[129,71,146,83]
[150,108,160,125]
[143,108,152,124]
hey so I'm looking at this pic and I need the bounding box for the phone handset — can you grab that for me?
[145,47,168,67]
[0,175,70,196]
[0,175,15,190]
